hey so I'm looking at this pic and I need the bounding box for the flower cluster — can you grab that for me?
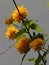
[5,4,44,52]
[4,0,49,65]
[5,5,28,24]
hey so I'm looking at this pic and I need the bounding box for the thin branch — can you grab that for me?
[34,10,49,22]
[43,38,49,49]
[0,42,16,55]
[12,23,22,29]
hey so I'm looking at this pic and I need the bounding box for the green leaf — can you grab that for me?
[36,33,44,39]
[15,29,26,39]
[43,55,46,61]
[35,55,41,65]
[29,20,34,25]
[35,25,44,32]
[43,33,49,37]
[30,23,37,29]
[30,22,44,32]
[28,58,36,62]
[22,20,34,30]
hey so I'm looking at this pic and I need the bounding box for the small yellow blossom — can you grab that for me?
[19,6,28,18]
[5,17,13,25]
[30,38,44,51]
[6,26,19,40]
[14,37,30,54]
[11,5,28,23]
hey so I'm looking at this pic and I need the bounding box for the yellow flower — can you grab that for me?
[14,37,30,54]
[6,26,19,40]
[30,38,44,51]
[19,6,28,18]
[5,17,13,25]
[11,5,28,23]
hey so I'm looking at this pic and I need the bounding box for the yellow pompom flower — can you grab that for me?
[30,38,44,51]
[11,5,28,23]
[5,17,13,25]
[14,37,30,54]
[19,6,28,18]
[6,26,19,40]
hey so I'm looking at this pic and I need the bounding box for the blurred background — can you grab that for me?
[0,0,49,65]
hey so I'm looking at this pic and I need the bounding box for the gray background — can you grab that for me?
[0,0,49,65]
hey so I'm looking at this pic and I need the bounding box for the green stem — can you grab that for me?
[20,48,30,65]
[38,51,46,65]
[24,23,32,39]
